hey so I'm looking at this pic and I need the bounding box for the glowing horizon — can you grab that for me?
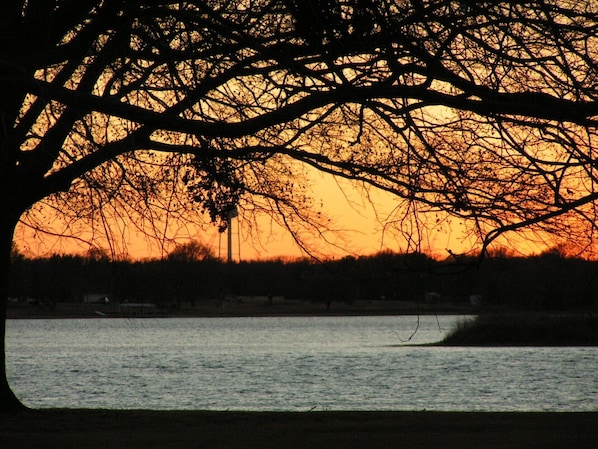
[13,170,554,262]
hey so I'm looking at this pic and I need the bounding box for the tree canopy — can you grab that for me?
[2,0,598,257]
[2,0,598,410]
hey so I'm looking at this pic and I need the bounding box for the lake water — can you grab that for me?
[6,316,598,411]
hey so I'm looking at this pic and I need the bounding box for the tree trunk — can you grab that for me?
[0,213,26,413]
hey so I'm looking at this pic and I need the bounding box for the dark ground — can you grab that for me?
[2,409,598,449]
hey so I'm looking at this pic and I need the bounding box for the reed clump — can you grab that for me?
[441,313,598,346]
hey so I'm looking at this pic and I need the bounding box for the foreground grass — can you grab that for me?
[441,313,598,346]
[1,409,598,449]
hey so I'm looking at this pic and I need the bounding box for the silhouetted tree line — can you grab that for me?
[8,248,598,312]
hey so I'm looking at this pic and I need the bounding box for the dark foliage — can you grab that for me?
[442,314,598,346]
[9,251,598,312]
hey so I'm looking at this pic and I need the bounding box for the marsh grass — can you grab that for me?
[441,313,598,346]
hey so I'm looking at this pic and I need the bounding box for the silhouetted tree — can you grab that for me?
[166,240,217,306]
[167,240,215,262]
[2,0,598,411]
[84,247,110,262]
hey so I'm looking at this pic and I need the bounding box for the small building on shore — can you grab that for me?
[83,293,110,304]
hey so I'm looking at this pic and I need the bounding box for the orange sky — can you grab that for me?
[13,169,488,261]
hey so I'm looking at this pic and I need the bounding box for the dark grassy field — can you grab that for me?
[2,409,598,449]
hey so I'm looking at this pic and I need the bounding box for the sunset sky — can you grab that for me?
[13,164,552,262]
[5,3,591,264]
[13,170,487,261]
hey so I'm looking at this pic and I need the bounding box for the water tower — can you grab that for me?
[225,204,238,263]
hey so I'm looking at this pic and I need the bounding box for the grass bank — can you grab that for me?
[1,409,597,449]
[440,313,598,346]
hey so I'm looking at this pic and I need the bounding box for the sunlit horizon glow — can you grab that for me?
[14,169,563,262]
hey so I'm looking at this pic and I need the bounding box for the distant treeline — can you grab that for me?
[8,249,598,311]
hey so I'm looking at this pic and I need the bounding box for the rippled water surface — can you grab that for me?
[7,316,598,411]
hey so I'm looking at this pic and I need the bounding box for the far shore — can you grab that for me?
[2,409,597,449]
[7,297,474,319]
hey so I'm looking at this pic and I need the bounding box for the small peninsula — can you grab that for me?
[440,313,598,346]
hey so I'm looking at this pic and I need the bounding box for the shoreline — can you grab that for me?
[9,302,598,346]
[7,297,474,319]
[2,409,597,449]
